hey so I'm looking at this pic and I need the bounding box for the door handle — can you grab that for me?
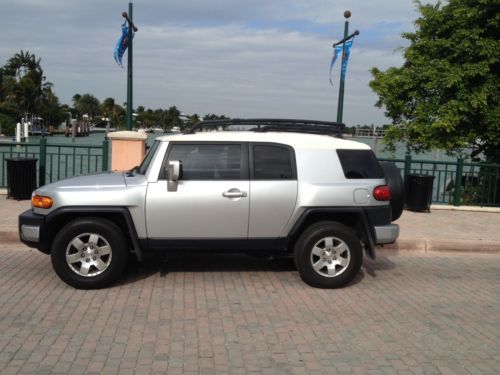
[222,189,247,198]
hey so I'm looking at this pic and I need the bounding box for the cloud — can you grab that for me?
[0,0,421,125]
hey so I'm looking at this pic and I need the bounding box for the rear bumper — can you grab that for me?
[363,205,399,245]
[19,209,49,253]
[374,224,399,244]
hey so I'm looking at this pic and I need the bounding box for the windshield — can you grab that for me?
[138,140,160,175]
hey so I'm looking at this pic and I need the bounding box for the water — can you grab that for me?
[26,133,159,146]
[27,133,470,163]
[350,136,475,162]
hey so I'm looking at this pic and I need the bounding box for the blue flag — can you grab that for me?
[329,45,343,85]
[341,39,353,80]
[329,38,354,84]
[114,22,133,67]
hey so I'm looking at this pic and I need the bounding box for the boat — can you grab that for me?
[30,127,53,136]
[90,121,116,133]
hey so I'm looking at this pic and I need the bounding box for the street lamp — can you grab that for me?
[122,3,138,131]
[334,11,359,124]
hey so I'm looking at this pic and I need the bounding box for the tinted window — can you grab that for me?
[254,145,294,180]
[337,149,383,179]
[168,144,241,180]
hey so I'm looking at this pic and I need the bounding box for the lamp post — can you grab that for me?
[122,3,138,131]
[334,11,359,124]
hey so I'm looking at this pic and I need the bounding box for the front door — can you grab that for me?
[145,142,249,241]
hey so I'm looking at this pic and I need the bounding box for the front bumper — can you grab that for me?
[374,224,399,244]
[19,209,49,253]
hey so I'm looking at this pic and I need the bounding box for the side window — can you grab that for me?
[167,144,242,180]
[253,145,294,180]
[336,149,384,179]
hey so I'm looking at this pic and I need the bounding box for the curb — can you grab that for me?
[383,239,500,254]
[2,230,499,254]
[430,205,500,213]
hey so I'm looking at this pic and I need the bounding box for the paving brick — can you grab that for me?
[0,247,499,373]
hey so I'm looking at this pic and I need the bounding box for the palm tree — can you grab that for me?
[73,94,100,121]
[100,97,115,119]
[3,50,52,118]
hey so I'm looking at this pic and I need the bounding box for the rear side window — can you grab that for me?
[337,149,383,179]
[253,145,295,180]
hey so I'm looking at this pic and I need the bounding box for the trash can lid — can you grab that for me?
[5,157,38,162]
[407,173,435,179]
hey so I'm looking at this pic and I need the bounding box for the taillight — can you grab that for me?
[373,185,391,201]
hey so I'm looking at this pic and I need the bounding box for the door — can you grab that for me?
[249,144,298,238]
[145,143,249,240]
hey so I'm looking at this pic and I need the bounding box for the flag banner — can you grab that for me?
[340,39,354,80]
[114,22,133,67]
[329,45,343,85]
[330,38,355,84]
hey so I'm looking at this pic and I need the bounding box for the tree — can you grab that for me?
[164,106,182,130]
[38,86,65,128]
[100,97,116,119]
[0,113,16,135]
[112,104,126,129]
[73,93,100,120]
[370,0,499,162]
[203,113,229,121]
[2,50,52,118]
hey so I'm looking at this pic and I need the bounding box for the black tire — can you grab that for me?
[380,161,405,221]
[294,222,363,288]
[51,218,128,289]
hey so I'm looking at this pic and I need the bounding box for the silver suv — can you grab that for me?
[19,119,403,289]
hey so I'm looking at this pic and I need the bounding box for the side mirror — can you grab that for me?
[167,160,182,191]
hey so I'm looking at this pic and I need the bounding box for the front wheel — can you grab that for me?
[51,218,128,289]
[294,222,363,288]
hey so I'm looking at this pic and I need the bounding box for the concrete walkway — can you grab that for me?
[385,208,500,253]
[1,194,499,253]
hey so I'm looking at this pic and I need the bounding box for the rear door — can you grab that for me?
[248,143,298,238]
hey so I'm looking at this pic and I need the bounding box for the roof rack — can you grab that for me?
[185,118,345,138]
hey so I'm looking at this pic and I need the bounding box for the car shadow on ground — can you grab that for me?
[118,252,382,288]
[119,253,298,285]
[362,253,397,278]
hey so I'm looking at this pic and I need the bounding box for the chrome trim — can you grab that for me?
[21,225,40,242]
[374,224,399,244]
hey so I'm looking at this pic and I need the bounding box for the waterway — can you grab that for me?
[17,132,469,163]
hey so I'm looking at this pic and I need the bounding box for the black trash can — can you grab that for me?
[5,158,37,200]
[405,174,435,212]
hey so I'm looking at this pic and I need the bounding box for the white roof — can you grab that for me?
[155,131,370,150]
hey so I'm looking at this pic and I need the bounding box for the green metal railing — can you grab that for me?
[379,155,500,207]
[0,140,109,188]
[2,140,499,207]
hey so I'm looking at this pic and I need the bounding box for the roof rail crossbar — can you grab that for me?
[185,118,345,137]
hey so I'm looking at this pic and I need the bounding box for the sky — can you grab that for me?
[0,0,424,126]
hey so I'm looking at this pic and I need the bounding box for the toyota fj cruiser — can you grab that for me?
[19,119,403,289]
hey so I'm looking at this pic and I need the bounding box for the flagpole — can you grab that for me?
[336,10,350,124]
[126,2,134,131]
[122,3,138,131]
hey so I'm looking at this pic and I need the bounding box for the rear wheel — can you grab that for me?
[294,222,363,288]
[51,218,128,289]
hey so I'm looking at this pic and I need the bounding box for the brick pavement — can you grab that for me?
[0,198,29,243]
[0,244,499,374]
